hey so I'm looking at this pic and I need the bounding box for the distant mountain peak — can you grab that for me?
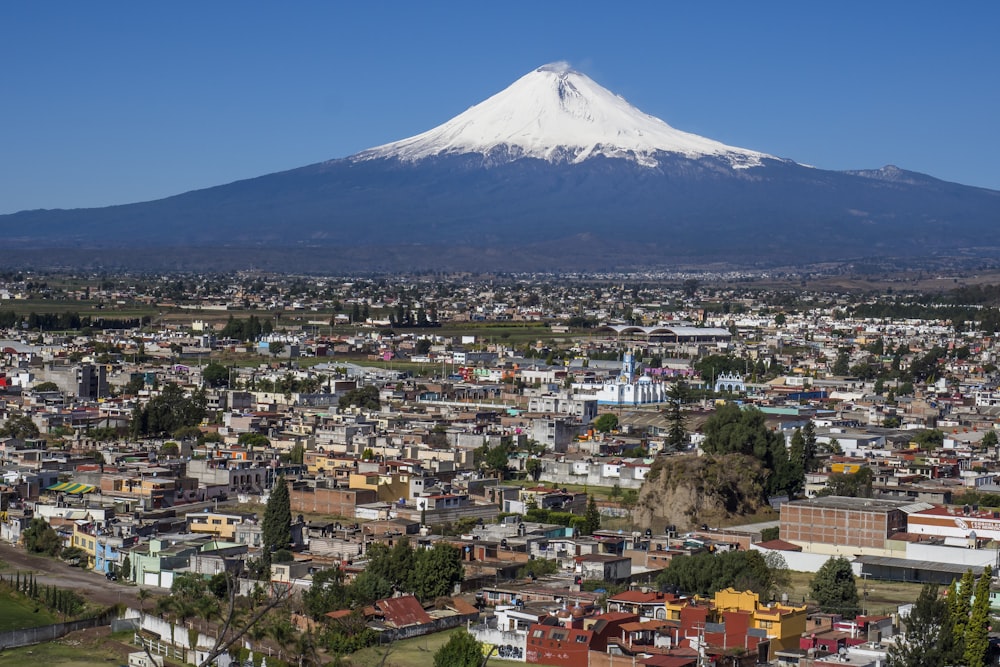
[354,62,776,169]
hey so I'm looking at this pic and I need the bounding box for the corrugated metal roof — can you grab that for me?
[855,555,986,576]
[898,502,935,514]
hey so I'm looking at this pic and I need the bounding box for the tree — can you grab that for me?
[33,381,60,392]
[434,630,482,667]
[815,467,874,498]
[261,476,292,573]
[787,428,807,498]
[477,440,512,479]
[701,403,796,497]
[338,385,381,411]
[832,348,851,376]
[665,381,688,451]
[965,565,993,667]
[801,420,818,472]
[950,569,975,660]
[887,583,954,667]
[912,429,944,452]
[657,550,779,598]
[593,413,619,434]
[302,566,349,619]
[411,543,464,601]
[22,517,62,556]
[525,457,542,481]
[810,557,859,617]
[202,362,230,388]
[0,414,41,440]
[237,431,271,449]
[130,383,206,438]
[268,341,285,357]
[980,430,998,450]
[582,495,601,535]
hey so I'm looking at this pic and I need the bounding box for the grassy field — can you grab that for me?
[0,588,61,631]
[784,570,923,616]
[347,627,555,667]
[0,630,144,667]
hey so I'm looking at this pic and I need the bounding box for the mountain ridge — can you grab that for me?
[1,63,998,270]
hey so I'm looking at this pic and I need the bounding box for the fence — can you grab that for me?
[0,609,117,649]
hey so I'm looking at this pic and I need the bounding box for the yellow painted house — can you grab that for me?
[713,588,808,653]
[187,511,254,541]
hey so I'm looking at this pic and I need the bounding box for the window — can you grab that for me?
[575,635,588,643]
[550,630,567,641]
[532,630,545,638]
[655,608,666,620]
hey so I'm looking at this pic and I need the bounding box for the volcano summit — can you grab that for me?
[2,63,998,271]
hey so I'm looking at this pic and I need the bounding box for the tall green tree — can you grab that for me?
[965,565,993,667]
[951,568,975,658]
[433,630,482,667]
[261,475,292,572]
[787,428,807,498]
[887,583,954,667]
[810,557,860,617]
[665,381,688,451]
[411,543,464,602]
[582,495,601,535]
[802,420,818,472]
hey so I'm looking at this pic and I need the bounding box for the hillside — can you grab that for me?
[632,453,772,531]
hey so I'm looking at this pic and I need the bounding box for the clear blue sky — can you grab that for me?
[2,2,998,214]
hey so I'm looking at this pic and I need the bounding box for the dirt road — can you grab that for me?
[0,541,164,610]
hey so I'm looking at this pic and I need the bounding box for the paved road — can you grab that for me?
[0,541,163,610]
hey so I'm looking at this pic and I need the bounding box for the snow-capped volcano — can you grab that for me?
[2,61,998,272]
[355,61,773,169]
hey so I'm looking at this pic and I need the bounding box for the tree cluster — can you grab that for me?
[887,567,993,667]
[219,314,273,341]
[301,538,464,621]
[129,383,207,438]
[22,517,63,556]
[1,571,85,617]
[0,414,41,440]
[338,385,380,411]
[701,403,800,498]
[657,549,785,599]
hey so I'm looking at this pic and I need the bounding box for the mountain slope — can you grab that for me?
[356,62,773,169]
[1,63,998,270]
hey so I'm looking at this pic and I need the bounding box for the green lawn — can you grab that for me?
[0,589,61,631]
[347,627,555,667]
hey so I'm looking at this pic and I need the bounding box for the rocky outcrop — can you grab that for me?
[632,453,771,531]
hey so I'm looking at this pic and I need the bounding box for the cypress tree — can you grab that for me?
[965,566,993,667]
[261,474,292,572]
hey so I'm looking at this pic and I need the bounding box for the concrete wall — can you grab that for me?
[0,610,116,649]
[377,612,478,643]
[749,545,850,575]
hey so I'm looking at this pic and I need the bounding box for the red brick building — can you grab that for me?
[780,496,910,552]
[288,485,376,517]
